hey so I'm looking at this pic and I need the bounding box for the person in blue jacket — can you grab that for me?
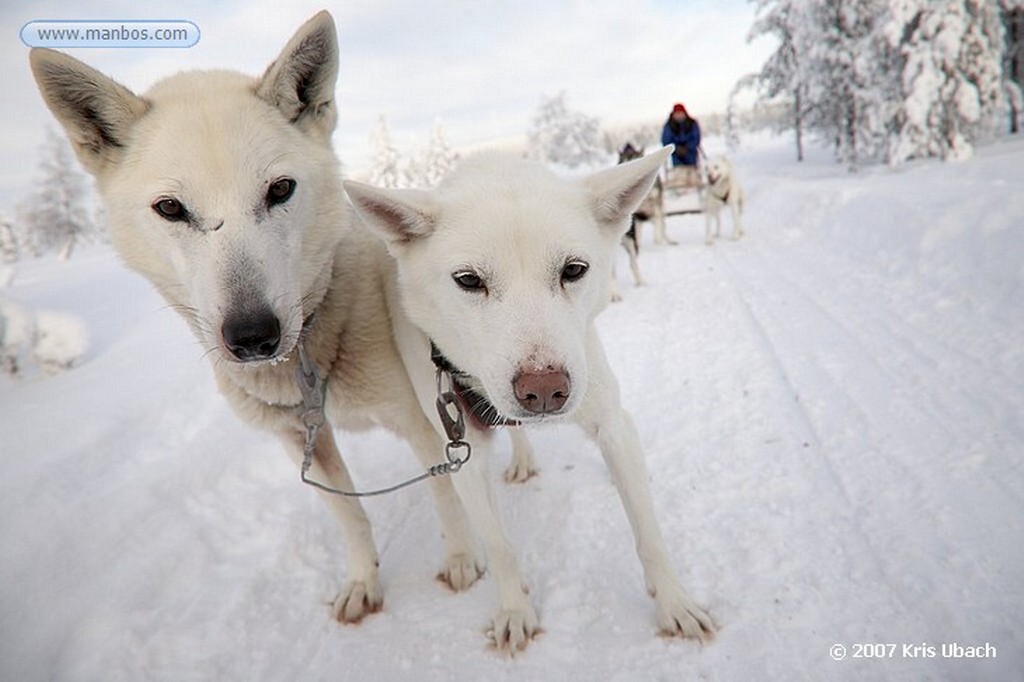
[661,103,702,187]
[659,102,700,189]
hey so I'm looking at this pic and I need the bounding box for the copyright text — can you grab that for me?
[830,642,997,661]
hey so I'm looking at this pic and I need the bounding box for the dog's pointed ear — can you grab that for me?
[29,48,149,175]
[256,10,338,140]
[582,145,672,230]
[344,181,438,247]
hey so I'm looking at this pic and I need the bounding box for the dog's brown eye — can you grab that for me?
[152,197,188,222]
[453,271,485,292]
[267,178,296,207]
[561,260,589,283]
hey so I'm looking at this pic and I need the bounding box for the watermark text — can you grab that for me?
[830,641,997,662]
[21,20,200,49]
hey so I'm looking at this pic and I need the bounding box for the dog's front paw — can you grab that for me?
[654,591,716,643]
[504,458,538,484]
[486,604,540,654]
[438,552,485,592]
[334,579,383,623]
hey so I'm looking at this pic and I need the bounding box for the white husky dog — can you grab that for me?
[31,11,712,651]
[345,147,716,649]
[704,155,746,244]
[30,12,458,627]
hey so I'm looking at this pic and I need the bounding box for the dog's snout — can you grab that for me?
[513,367,571,414]
[222,311,281,361]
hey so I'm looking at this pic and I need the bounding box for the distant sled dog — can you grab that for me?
[30,11,712,652]
[618,142,674,246]
[609,143,652,302]
[704,155,746,244]
[345,146,715,649]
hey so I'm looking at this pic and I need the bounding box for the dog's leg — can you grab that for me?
[505,427,538,483]
[653,199,676,246]
[704,210,715,246]
[624,228,646,288]
[396,412,485,592]
[279,427,383,623]
[609,265,624,303]
[575,331,715,642]
[450,435,539,652]
[654,213,676,246]
[731,201,744,240]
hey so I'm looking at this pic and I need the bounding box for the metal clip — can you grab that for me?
[436,392,466,441]
[435,367,471,469]
[296,342,327,429]
[444,440,472,472]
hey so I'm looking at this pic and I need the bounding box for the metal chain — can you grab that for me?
[295,339,470,498]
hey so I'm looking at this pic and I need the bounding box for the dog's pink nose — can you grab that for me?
[513,368,571,414]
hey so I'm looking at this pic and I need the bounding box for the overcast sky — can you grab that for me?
[2,0,775,207]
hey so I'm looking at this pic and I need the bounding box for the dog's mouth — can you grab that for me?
[449,379,521,430]
[433,343,576,429]
[442,370,576,431]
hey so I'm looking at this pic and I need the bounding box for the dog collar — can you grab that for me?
[430,341,519,429]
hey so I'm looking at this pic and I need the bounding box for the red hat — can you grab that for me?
[672,103,688,115]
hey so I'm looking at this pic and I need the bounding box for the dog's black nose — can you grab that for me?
[222,312,281,361]
[513,367,571,414]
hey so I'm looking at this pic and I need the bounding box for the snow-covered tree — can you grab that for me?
[887,0,1006,164]
[367,115,402,188]
[802,0,895,169]
[1005,2,1024,132]
[0,211,17,264]
[527,91,606,168]
[744,0,896,167]
[744,0,1009,168]
[402,120,458,188]
[418,121,459,187]
[745,0,811,160]
[18,128,97,260]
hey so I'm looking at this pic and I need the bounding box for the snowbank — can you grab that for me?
[1,295,88,377]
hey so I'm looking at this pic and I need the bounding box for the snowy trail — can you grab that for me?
[2,136,1022,680]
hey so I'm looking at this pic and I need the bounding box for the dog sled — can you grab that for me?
[617,143,705,245]
[661,162,705,217]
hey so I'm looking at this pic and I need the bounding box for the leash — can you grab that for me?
[294,334,471,498]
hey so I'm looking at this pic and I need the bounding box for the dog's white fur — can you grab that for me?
[704,156,745,244]
[345,148,715,648]
[31,11,713,651]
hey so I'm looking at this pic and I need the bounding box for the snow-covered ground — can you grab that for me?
[1,134,1021,681]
